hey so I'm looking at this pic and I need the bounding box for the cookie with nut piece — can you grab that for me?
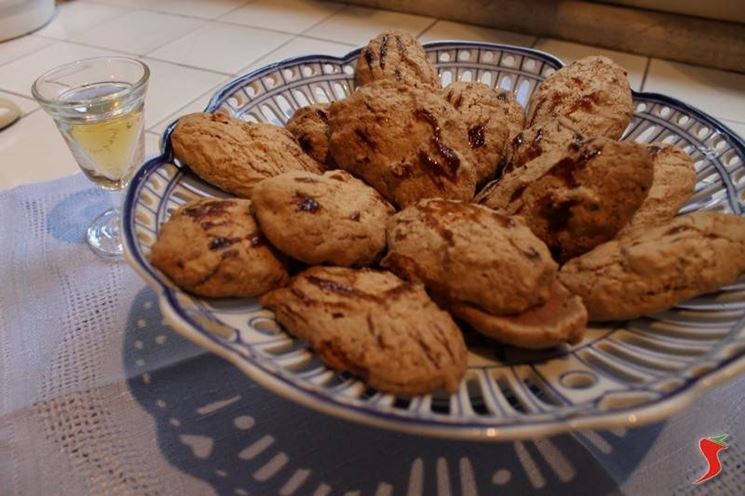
[617,143,697,236]
[559,211,745,321]
[441,81,525,185]
[501,117,586,176]
[150,198,289,298]
[527,56,633,140]
[356,30,439,88]
[251,170,395,266]
[171,112,323,198]
[261,266,468,395]
[477,137,654,262]
[382,199,557,315]
[329,80,478,208]
[285,103,331,164]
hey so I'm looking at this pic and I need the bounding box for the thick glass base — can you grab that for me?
[87,207,122,259]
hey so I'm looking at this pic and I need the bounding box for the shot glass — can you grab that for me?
[32,57,149,259]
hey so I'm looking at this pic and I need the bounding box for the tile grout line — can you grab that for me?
[640,57,652,91]
[38,18,329,68]
[145,17,315,58]
[0,38,53,70]
[58,8,210,55]
[212,0,258,20]
[146,83,228,133]
[296,2,352,39]
[720,118,745,126]
[229,3,355,76]
[214,0,348,39]
[21,35,151,64]
[417,18,440,39]
[138,56,230,77]
[140,54,234,77]
[9,35,238,78]
[213,18,356,46]
[79,0,254,23]
[54,1,265,53]
[138,16,213,60]
[12,106,43,119]
[144,2,360,130]
[230,35,303,79]
[140,1,349,133]
[53,5,306,64]
[274,32,356,48]
[0,88,38,101]
[15,7,359,106]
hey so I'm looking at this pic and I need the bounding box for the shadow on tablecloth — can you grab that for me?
[124,286,662,495]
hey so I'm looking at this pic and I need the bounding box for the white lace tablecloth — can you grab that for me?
[1,174,743,496]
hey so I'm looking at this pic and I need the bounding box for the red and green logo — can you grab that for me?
[693,434,728,484]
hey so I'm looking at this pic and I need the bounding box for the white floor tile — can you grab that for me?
[644,59,745,124]
[533,38,648,91]
[0,110,80,189]
[83,0,140,8]
[71,10,203,56]
[0,35,51,66]
[149,83,227,135]
[149,23,291,74]
[225,0,343,34]
[35,1,128,40]
[419,20,535,47]
[304,5,434,46]
[0,91,39,116]
[246,36,353,70]
[721,119,745,141]
[0,42,118,97]
[145,130,162,158]
[140,58,224,127]
[92,0,250,19]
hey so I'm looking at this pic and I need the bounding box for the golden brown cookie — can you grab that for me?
[150,198,289,297]
[285,103,331,164]
[251,170,395,266]
[382,199,557,315]
[477,137,653,262]
[356,30,439,88]
[502,117,585,176]
[171,112,323,198]
[261,266,467,395]
[449,281,587,349]
[617,144,697,236]
[526,56,633,139]
[559,211,745,321]
[329,80,478,208]
[441,81,525,184]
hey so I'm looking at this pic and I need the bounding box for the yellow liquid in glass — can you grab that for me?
[68,110,143,184]
[57,83,145,190]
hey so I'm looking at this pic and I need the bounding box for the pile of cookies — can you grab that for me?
[150,31,745,396]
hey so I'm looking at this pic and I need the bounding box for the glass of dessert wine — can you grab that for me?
[32,57,149,259]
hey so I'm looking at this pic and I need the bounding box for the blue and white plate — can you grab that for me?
[123,42,745,440]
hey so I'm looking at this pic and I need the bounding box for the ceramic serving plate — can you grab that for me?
[123,41,745,441]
